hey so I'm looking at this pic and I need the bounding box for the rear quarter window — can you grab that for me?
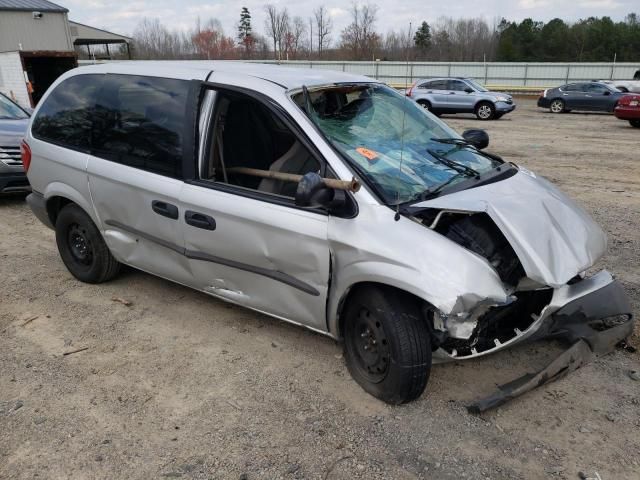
[31,74,103,150]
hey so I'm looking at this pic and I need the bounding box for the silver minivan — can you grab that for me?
[25,62,633,405]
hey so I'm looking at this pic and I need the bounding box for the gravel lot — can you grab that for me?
[1,97,639,480]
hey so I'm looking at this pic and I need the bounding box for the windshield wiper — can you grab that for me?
[426,148,479,177]
[430,137,473,146]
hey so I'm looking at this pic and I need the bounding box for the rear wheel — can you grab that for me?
[550,99,565,113]
[417,99,432,112]
[630,119,640,128]
[55,204,120,283]
[475,101,495,120]
[343,285,432,404]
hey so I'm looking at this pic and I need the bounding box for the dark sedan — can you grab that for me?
[537,81,625,114]
[0,92,31,194]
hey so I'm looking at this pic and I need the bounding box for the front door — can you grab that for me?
[180,85,331,330]
[446,79,476,112]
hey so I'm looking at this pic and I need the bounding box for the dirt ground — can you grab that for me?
[1,97,639,480]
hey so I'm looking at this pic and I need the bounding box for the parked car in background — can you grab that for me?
[601,69,640,93]
[614,94,640,128]
[406,77,515,120]
[0,92,31,194]
[538,81,625,114]
[23,62,633,405]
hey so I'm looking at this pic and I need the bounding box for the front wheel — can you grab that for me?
[55,204,121,283]
[475,102,495,120]
[630,119,640,128]
[343,285,432,404]
[550,99,565,113]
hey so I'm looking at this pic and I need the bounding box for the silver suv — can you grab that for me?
[24,62,632,406]
[407,77,515,120]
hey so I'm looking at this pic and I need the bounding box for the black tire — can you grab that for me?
[417,99,432,112]
[630,119,640,128]
[342,285,432,404]
[549,98,565,114]
[55,204,120,283]
[475,101,495,120]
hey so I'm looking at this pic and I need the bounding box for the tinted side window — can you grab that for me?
[92,75,189,179]
[448,80,468,91]
[586,84,607,94]
[423,80,447,90]
[32,74,102,150]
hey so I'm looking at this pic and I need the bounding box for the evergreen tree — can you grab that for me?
[237,7,254,58]
[413,21,432,56]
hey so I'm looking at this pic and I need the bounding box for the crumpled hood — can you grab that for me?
[414,169,606,287]
[0,118,29,146]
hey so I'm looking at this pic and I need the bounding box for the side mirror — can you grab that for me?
[603,90,611,96]
[295,172,344,209]
[462,129,489,150]
[464,87,474,94]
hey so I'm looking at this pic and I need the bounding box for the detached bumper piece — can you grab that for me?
[467,279,634,414]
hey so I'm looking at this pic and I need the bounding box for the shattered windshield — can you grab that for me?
[293,84,501,204]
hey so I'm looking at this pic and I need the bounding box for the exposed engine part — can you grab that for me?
[414,210,526,286]
[442,289,553,357]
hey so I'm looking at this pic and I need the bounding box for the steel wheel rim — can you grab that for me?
[478,105,492,118]
[67,223,93,266]
[420,102,430,111]
[551,101,563,113]
[349,307,390,383]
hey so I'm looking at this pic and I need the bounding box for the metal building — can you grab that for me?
[0,0,130,107]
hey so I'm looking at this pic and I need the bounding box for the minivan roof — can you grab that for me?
[74,61,377,90]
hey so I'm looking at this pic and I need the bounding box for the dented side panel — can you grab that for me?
[327,202,510,336]
[180,182,331,331]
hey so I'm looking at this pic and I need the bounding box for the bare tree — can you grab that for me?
[313,6,333,58]
[285,16,307,59]
[340,3,380,60]
[264,5,290,60]
[132,18,191,59]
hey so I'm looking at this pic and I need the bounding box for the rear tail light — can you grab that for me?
[20,140,32,172]
[407,81,417,97]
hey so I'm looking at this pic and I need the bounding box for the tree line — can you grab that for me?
[112,4,639,63]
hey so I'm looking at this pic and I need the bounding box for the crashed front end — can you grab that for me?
[407,169,634,406]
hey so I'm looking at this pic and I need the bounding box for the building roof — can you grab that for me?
[69,21,132,44]
[0,0,68,12]
[77,61,377,89]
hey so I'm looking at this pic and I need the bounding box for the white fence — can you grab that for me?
[250,60,639,88]
[78,59,639,89]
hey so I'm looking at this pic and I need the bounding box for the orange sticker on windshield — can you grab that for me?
[356,147,379,162]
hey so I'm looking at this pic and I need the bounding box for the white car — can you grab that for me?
[24,62,633,406]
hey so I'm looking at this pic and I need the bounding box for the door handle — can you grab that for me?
[448,92,456,94]
[151,200,178,220]
[185,211,216,230]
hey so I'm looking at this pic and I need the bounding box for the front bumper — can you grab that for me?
[0,172,30,194]
[465,271,634,412]
[495,102,516,113]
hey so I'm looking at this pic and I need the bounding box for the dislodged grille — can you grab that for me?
[0,146,22,166]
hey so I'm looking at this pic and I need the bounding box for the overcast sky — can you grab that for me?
[57,0,637,38]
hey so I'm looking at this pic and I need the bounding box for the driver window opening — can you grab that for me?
[202,90,321,198]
